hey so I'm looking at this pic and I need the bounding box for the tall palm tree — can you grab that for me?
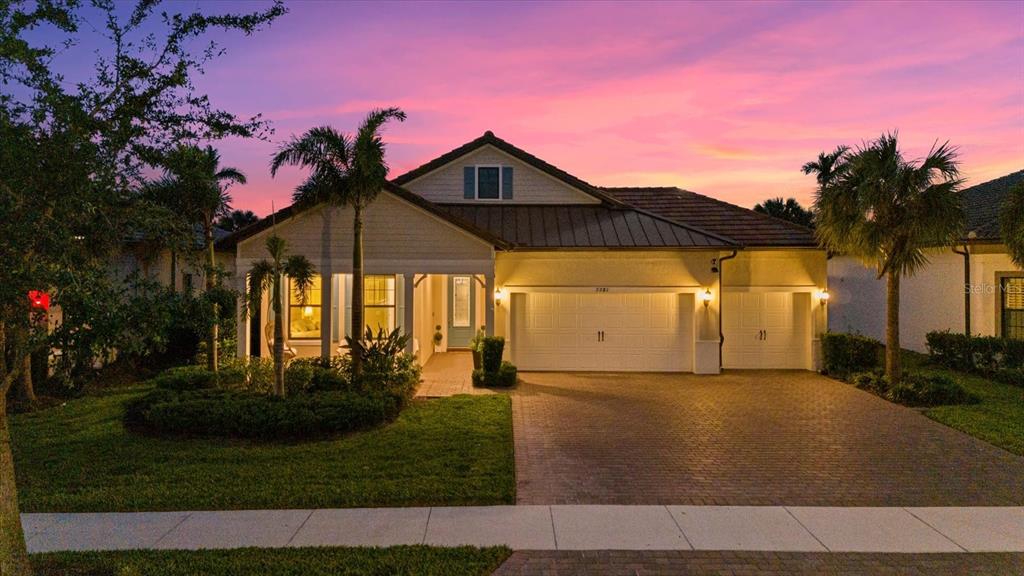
[804,133,963,381]
[153,145,246,372]
[270,108,406,375]
[244,234,316,396]
[1001,182,1024,267]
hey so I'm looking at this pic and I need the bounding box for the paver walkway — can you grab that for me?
[512,371,1024,506]
[416,351,494,397]
[22,506,1024,554]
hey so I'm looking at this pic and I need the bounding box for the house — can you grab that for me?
[114,226,234,292]
[219,132,827,373]
[828,170,1024,351]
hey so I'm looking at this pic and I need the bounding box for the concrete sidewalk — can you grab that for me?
[23,505,1024,554]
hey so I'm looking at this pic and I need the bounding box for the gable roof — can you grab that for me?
[215,181,510,250]
[392,131,626,206]
[962,170,1023,242]
[602,187,818,247]
[439,203,735,249]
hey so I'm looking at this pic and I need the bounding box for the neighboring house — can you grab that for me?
[219,131,827,373]
[114,226,234,292]
[829,170,1024,351]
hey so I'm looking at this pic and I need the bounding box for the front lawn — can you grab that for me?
[905,352,1024,456]
[12,386,514,512]
[32,546,511,576]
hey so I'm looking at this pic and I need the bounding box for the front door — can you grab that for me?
[448,275,476,348]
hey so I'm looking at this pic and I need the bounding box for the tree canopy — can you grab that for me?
[753,197,815,228]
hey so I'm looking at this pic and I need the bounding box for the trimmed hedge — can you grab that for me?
[846,371,979,407]
[481,337,505,373]
[129,354,421,440]
[926,331,1024,380]
[821,333,881,377]
[124,388,404,440]
[994,367,1024,387]
[151,365,245,391]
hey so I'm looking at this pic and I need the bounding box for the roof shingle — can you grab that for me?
[962,170,1024,242]
[602,187,817,247]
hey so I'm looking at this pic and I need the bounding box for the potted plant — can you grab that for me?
[432,325,443,352]
[469,327,486,370]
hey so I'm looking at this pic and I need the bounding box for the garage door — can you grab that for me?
[722,291,810,369]
[511,292,694,372]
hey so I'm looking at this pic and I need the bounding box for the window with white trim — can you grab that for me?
[364,274,396,333]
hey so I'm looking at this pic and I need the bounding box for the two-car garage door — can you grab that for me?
[511,292,694,372]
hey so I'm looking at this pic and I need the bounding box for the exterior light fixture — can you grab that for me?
[494,288,504,305]
[700,289,713,308]
[818,289,830,305]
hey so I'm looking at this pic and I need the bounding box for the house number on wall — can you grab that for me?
[594,287,609,293]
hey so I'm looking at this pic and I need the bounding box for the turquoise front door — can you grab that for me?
[447,275,476,348]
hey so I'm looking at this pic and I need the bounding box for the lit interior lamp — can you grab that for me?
[818,289,830,306]
[302,305,314,317]
[700,289,713,308]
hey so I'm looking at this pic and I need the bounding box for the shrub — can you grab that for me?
[284,359,318,395]
[994,367,1024,388]
[926,331,1024,375]
[472,361,518,388]
[124,388,403,440]
[885,373,979,407]
[151,366,219,391]
[821,333,881,377]
[481,337,505,373]
[849,371,887,395]
[346,327,411,373]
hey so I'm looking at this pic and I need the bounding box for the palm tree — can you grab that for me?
[1001,182,1024,267]
[154,145,246,372]
[804,133,963,381]
[753,197,815,228]
[270,108,406,375]
[217,209,260,232]
[244,235,316,396]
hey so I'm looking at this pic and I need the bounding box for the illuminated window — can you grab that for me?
[452,276,470,327]
[364,275,396,334]
[1003,277,1024,340]
[288,276,321,339]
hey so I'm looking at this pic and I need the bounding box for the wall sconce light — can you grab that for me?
[494,287,504,306]
[817,289,830,306]
[700,288,713,308]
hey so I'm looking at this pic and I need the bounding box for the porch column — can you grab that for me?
[235,266,247,359]
[403,273,415,354]
[484,273,495,337]
[320,270,332,360]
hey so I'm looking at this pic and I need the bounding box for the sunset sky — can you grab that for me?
[68,1,1024,215]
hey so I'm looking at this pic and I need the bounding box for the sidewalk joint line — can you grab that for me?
[903,507,968,552]
[548,506,558,550]
[783,507,830,552]
[664,505,694,550]
[421,507,433,544]
[286,510,315,547]
[153,512,193,547]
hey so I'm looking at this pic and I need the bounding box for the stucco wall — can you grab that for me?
[402,145,600,205]
[828,247,1022,352]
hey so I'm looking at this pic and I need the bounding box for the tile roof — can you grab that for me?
[602,187,818,247]
[961,170,1024,242]
[438,203,735,249]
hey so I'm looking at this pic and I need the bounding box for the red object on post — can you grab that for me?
[28,290,50,311]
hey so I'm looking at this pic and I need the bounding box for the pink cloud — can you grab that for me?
[198,0,1023,216]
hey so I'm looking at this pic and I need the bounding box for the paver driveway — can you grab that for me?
[512,371,1024,506]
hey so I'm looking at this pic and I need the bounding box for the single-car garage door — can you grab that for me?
[511,292,694,372]
[722,291,810,369]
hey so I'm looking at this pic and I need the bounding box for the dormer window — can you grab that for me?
[476,166,501,199]
[463,165,513,200]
